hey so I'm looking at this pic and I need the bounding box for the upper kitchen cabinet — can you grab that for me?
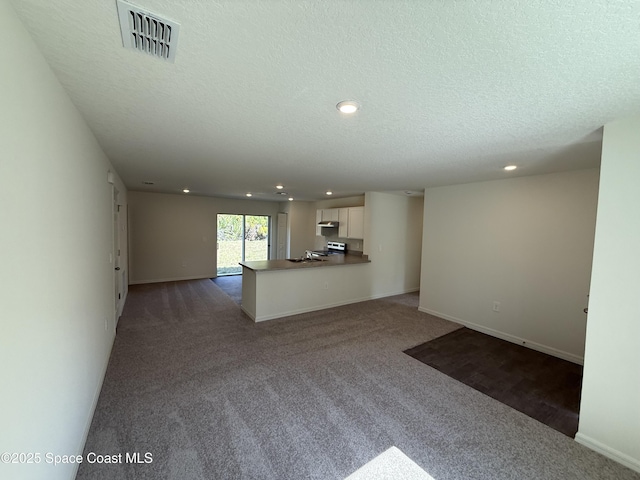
[347,206,364,239]
[338,206,364,239]
[338,208,349,237]
[316,208,340,236]
[322,209,340,221]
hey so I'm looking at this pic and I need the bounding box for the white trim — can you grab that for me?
[129,274,215,285]
[116,289,128,320]
[575,433,640,474]
[246,295,371,322]
[244,287,420,323]
[71,332,115,478]
[418,307,584,365]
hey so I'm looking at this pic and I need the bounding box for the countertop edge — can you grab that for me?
[240,254,370,272]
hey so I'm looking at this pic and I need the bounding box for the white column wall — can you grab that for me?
[576,117,640,473]
[362,192,423,298]
[283,200,317,258]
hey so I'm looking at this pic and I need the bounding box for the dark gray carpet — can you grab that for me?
[404,327,582,438]
[77,280,639,480]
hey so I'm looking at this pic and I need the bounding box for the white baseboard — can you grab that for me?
[418,307,584,365]
[129,274,214,285]
[240,305,255,320]
[116,289,128,321]
[373,287,420,298]
[250,295,374,322]
[575,432,640,474]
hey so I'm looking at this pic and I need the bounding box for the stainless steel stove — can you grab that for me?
[311,241,346,256]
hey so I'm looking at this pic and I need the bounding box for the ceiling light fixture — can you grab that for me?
[288,197,293,201]
[182,189,190,193]
[276,185,284,189]
[336,101,359,114]
[504,165,517,171]
[326,191,333,196]
[246,193,252,197]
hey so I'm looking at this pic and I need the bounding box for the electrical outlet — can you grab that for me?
[492,301,500,312]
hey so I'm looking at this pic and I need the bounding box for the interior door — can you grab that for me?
[112,186,123,323]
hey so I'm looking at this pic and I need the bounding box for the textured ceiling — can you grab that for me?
[10,0,640,200]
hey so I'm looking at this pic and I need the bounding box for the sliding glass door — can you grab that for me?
[216,214,270,276]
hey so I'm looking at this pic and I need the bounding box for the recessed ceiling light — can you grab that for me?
[246,193,252,197]
[142,181,155,185]
[182,189,190,193]
[326,191,333,196]
[504,165,517,171]
[288,197,293,201]
[276,185,284,189]
[336,101,359,114]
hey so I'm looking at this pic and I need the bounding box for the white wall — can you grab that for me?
[283,201,317,258]
[314,195,366,209]
[363,192,423,298]
[419,169,599,363]
[242,262,373,322]
[0,2,126,479]
[128,191,282,283]
[576,118,640,473]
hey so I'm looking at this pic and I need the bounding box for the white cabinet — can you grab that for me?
[315,209,323,236]
[322,208,339,221]
[347,206,364,239]
[316,206,364,239]
[316,208,339,236]
[338,208,349,237]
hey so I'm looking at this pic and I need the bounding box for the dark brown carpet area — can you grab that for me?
[404,327,583,437]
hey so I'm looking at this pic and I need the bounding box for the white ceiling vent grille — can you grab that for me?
[116,0,180,63]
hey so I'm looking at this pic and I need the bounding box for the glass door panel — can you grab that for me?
[244,215,269,262]
[217,214,270,276]
[217,214,243,276]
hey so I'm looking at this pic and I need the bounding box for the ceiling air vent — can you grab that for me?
[116,0,180,63]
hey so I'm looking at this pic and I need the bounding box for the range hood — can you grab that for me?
[317,221,339,227]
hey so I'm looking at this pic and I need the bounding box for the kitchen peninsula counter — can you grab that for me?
[240,254,372,322]
[239,253,370,272]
